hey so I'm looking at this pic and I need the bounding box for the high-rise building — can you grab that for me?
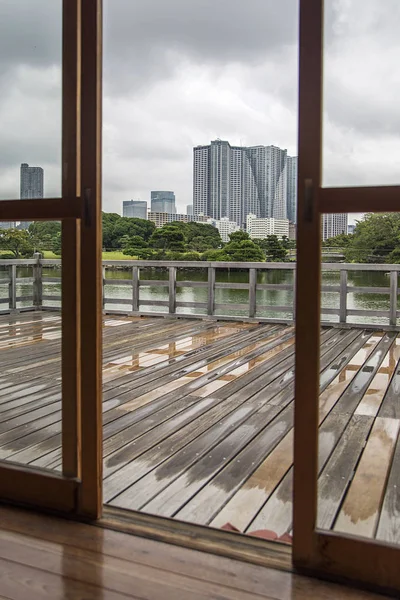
[150,191,176,214]
[322,214,348,241]
[286,156,298,224]
[123,200,147,220]
[20,163,44,200]
[193,141,292,227]
[19,163,44,229]
[186,205,193,216]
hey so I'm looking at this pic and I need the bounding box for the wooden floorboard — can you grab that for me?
[0,312,399,542]
[0,505,388,600]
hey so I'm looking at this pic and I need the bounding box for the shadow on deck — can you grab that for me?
[0,311,399,543]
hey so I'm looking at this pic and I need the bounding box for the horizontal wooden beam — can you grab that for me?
[0,197,83,221]
[0,463,77,513]
[312,531,400,594]
[319,186,400,214]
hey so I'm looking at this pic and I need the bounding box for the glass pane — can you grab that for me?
[323,1,400,188]
[0,221,63,472]
[318,211,400,545]
[102,0,299,544]
[0,1,62,201]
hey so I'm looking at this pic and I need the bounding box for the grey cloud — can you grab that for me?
[0,0,61,78]
[104,0,298,94]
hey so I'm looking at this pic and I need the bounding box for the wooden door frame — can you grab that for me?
[294,0,400,593]
[0,0,102,519]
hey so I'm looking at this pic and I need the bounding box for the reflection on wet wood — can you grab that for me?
[0,312,400,542]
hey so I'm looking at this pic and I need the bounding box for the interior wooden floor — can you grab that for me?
[0,505,390,599]
[0,311,400,542]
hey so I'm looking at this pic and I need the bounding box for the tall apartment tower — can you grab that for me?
[122,200,147,220]
[322,214,348,241]
[20,163,44,199]
[193,141,290,227]
[150,191,176,214]
[193,144,209,217]
[19,163,44,229]
[286,155,298,224]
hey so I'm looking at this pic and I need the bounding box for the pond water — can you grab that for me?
[0,265,393,326]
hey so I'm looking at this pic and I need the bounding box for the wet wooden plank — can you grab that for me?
[334,417,400,538]
[376,433,400,544]
[332,333,397,416]
[318,415,374,530]
[107,330,365,511]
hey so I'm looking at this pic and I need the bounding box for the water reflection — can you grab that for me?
[0,265,397,325]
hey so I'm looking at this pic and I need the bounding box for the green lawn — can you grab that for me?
[42,251,61,259]
[102,251,137,260]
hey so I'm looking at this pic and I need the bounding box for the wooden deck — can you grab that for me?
[0,311,400,543]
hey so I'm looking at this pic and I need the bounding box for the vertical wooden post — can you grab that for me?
[293,0,323,567]
[207,266,216,316]
[61,0,82,480]
[168,266,177,314]
[32,253,43,309]
[390,270,398,327]
[249,268,257,318]
[79,0,103,518]
[339,269,348,324]
[132,266,139,312]
[102,265,106,310]
[8,265,16,311]
[292,268,297,322]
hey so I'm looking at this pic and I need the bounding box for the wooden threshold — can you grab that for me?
[101,505,292,573]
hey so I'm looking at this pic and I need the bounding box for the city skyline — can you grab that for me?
[1,1,398,227]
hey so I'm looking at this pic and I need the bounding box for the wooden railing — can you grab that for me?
[0,257,399,328]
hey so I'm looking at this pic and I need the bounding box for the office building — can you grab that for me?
[123,200,147,220]
[287,156,298,224]
[150,191,176,214]
[207,217,239,243]
[20,163,44,200]
[322,214,348,241]
[246,214,289,240]
[148,212,209,228]
[348,224,355,235]
[19,163,44,229]
[193,140,292,227]
[186,204,193,216]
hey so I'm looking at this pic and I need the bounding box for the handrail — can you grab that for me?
[0,258,399,328]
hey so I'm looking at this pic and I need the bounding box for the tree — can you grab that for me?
[228,230,250,243]
[28,221,61,252]
[102,213,156,249]
[255,236,287,261]
[149,225,185,253]
[0,229,34,258]
[344,213,400,263]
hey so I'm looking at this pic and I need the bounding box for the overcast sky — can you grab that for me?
[0,0,399,224]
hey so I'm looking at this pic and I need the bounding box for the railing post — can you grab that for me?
[292,268,296,322]
[8,264,16,311]
[132,266,139,312]
[339,269,348,324]
[32,252,43,309]
[249,268,257,318]
[102,266,106,310]
[168,266,176,314]
[390,270,398,327]
[207,266,215,316]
